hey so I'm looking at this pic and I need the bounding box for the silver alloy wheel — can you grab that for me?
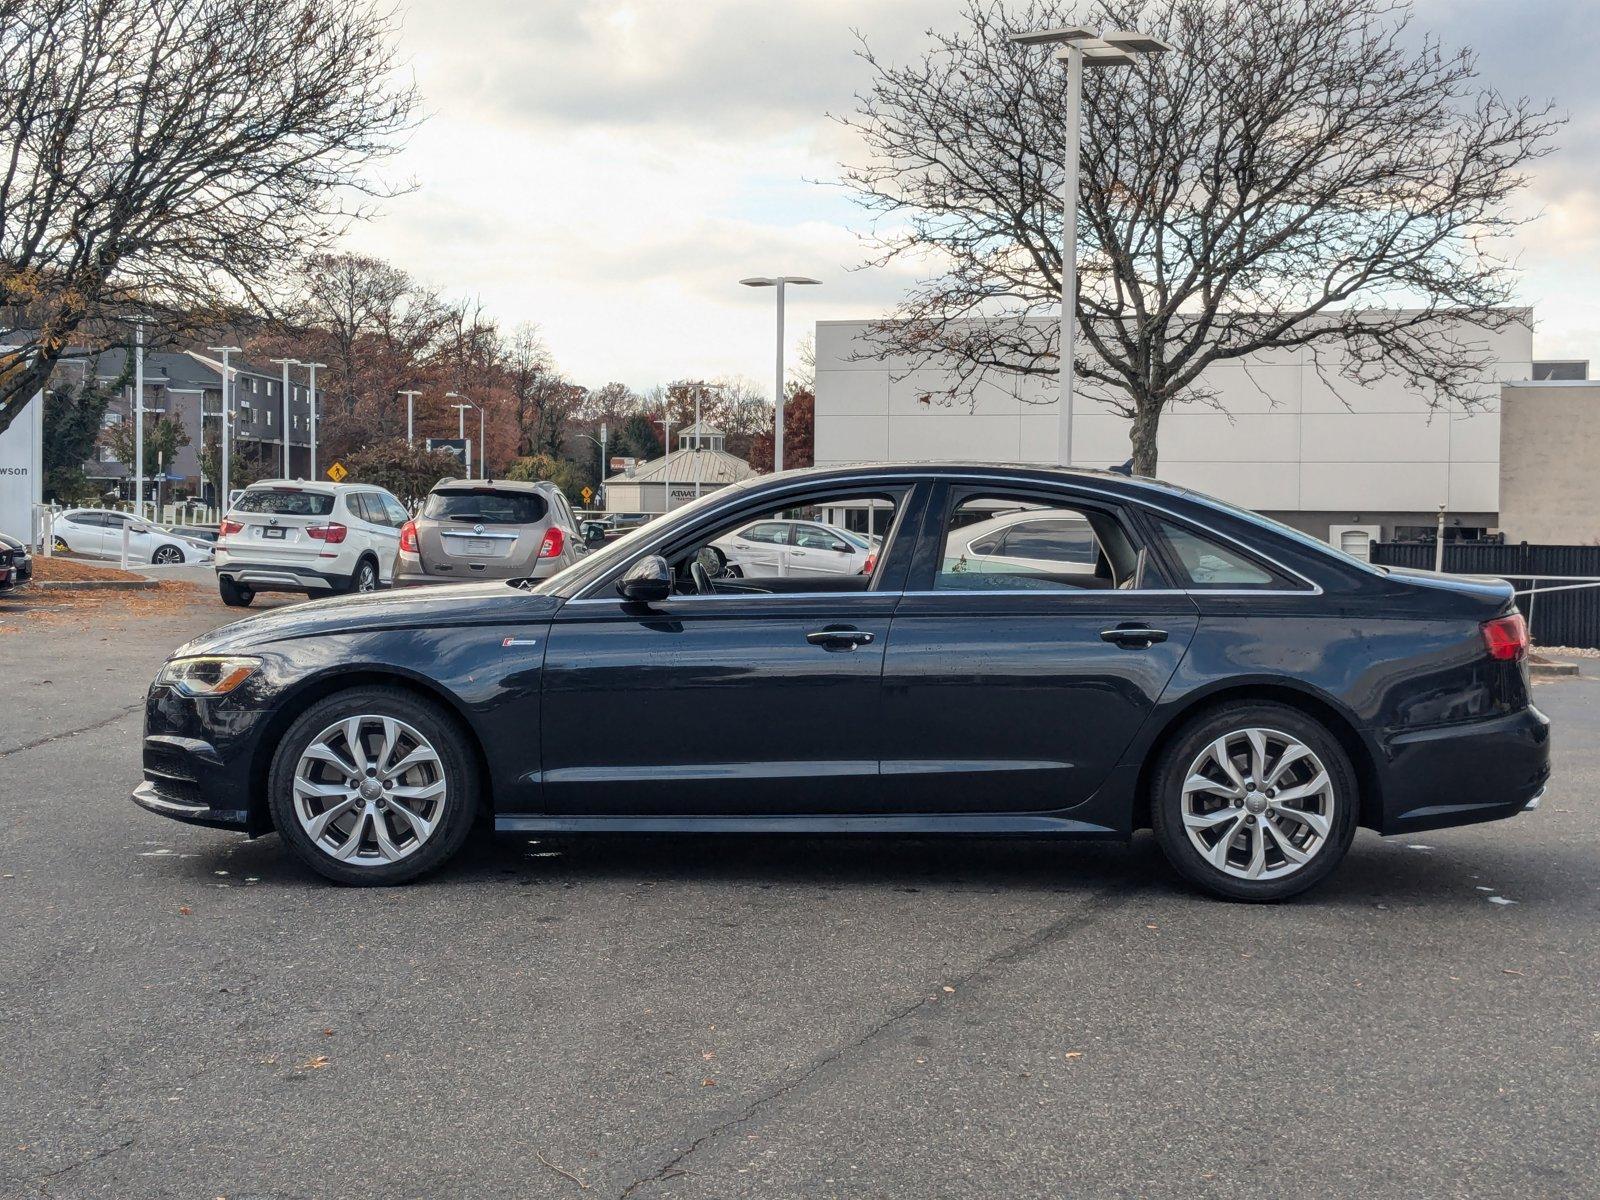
[357,563,378,592]
[154,545,183,564]
[292,714,446,867]
[1180,727,1334,881]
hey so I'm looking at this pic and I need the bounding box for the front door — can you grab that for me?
[879,484,1199,815]
[539,592,895,814]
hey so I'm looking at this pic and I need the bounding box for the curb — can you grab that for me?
[13,578,160,594]
[1529,658,1580,677]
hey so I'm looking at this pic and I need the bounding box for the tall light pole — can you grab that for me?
[478,405,487,479]
[207,346,240,512]
[660,412,675,513]
[1006,26,1171,468]
[269,357,299,477]
[399,390,421,446]
[302,362,326,479]
[446,392,472,478]
[740,276,820,473]
[575,423,609,509]
[133,315,145,515]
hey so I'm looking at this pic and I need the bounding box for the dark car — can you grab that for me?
[0,532,32,587]
[0,542,16,593]
[133,464,1549,900]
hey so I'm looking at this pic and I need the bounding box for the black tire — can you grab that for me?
[349,557,379,594]
[152,544,184,565]
[1150,702,1359,902]
[53,536,70,553]
[218,576,254,607]
[267,686,479,886]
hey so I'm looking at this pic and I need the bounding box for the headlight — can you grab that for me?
[156,655,261,697]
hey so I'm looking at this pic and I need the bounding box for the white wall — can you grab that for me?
[813,316,1532,517]
[0,391,44,542]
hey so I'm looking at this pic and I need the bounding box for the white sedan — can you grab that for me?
[51,509,214,565]
[713,519,876,578]
[940,510,1099,579]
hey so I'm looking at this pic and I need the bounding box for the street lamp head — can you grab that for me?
[1068,43,1135,67]
[206,345,241,353]
[1101,30,1174,54]
[1007,25,1095,45]
[740,276,822,288]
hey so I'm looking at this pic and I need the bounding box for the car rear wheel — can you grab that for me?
[350,558,379,593]
[218,577,254,607]
[1150,702,1358,902]
[267,687,478,885]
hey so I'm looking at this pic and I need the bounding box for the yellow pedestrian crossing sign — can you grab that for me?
[327,461,348,483]
[581,486,593,503]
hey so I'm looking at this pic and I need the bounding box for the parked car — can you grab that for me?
[49,509,213,565]
[942,508,1099,581]
[589,512,652,538]
[167,525,219,544]
[213,480,408,606]
[0,532,34,586]
[135,463,1548,899]
[0,541,16,593]
[395,479,591,586]
[712,518,875,577]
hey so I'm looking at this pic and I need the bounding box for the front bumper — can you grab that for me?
[131,686,274,835]
[1374,704,1551,834]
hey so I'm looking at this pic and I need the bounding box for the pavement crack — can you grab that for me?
[616,884,1133,1199]
[0,702,142,760]
[29,1135,136,1190]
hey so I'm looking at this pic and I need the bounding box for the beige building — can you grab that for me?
[1497,381,1600,544]
[602,423,756,515]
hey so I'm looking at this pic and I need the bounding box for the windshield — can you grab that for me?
[424,489,548,524]
[235,487,335,517]
[526,488,741,596]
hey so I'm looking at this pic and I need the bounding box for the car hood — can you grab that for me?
[176,583,564,656]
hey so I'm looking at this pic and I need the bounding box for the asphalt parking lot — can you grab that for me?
[2,586,1597,1200]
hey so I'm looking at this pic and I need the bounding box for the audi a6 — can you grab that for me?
[134,464,1549,900]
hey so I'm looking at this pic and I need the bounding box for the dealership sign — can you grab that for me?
[0,390,42,542]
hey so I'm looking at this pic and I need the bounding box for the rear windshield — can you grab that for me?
[423,489,548,525]
[235,488,335,517]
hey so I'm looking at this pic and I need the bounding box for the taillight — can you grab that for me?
[306,521,348,545]
[218,518,243,537]
[538,526,565,559]
[1481,612,1529,662]
[399,520,418,554]
[860,552,877,576]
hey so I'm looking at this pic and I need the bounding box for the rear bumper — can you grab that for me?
[1374,705,1551,834]
[394,555,554,586]
[216,557,344,593]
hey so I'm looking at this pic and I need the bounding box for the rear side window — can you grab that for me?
[423,489,548,525]
[1154,519,1279,588]
[236,488,335,517]
[740,522,789,545]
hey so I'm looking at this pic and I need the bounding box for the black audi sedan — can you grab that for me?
[134,464,1549,900]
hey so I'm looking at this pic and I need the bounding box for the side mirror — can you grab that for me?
[616,555,671,605]
[582,522,607,548]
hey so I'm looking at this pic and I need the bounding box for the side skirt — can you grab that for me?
[493,813,1124,837]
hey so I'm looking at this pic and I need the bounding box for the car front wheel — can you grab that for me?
[267,687,478,885]
[152,544,184,565]
[1150,702,1358,902]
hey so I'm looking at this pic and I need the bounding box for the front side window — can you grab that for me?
[1154,519,1278,588]
[937,494,1151,592]
[792,525,848,552]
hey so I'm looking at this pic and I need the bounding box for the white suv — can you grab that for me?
[214,480,409,607]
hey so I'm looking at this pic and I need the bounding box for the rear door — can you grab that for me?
[230,485,338,570]
[723,521,789,575]
[880,482,1200,815]
[355,492,402,580]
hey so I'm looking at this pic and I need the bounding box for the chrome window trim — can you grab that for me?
[568,470,1324,601]
[563,591,884,607]
[439,529,519,541]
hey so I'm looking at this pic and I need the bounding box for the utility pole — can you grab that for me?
[660,412,676,513]
[269,357,298,477]
[133,316,145,516]
[207,346,241,514]
[303,362,326,479]
[693,386,704,500]
[446,392,472,478]
[399,390,421,446]
[478,405,487,479]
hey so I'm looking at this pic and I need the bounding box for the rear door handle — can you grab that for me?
[806,628,875,649]
[1100,626,1168,648]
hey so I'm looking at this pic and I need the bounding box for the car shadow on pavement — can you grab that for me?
[147,824,1591,912]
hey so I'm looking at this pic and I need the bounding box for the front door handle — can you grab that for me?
[806,627,875,649]
[1100,625,1168,648]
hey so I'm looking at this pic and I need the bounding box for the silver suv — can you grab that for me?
[395,479,592,586]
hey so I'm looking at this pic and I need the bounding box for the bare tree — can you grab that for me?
[837,0,1562,474]
[0,0,420,435]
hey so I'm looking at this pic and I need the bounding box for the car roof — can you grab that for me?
[243,479,394,494]
[429,478,555,494]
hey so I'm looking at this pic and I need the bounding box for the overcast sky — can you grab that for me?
[342,0,1600,392]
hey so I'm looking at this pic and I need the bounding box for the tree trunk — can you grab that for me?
[1129,401,1162,478]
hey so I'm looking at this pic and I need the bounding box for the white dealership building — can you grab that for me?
[813,313,1557,551]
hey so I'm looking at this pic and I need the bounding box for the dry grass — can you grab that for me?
[32,555,147,583]
[1,579,206,630]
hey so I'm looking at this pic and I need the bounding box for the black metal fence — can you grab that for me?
[1370,542,1600,648]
